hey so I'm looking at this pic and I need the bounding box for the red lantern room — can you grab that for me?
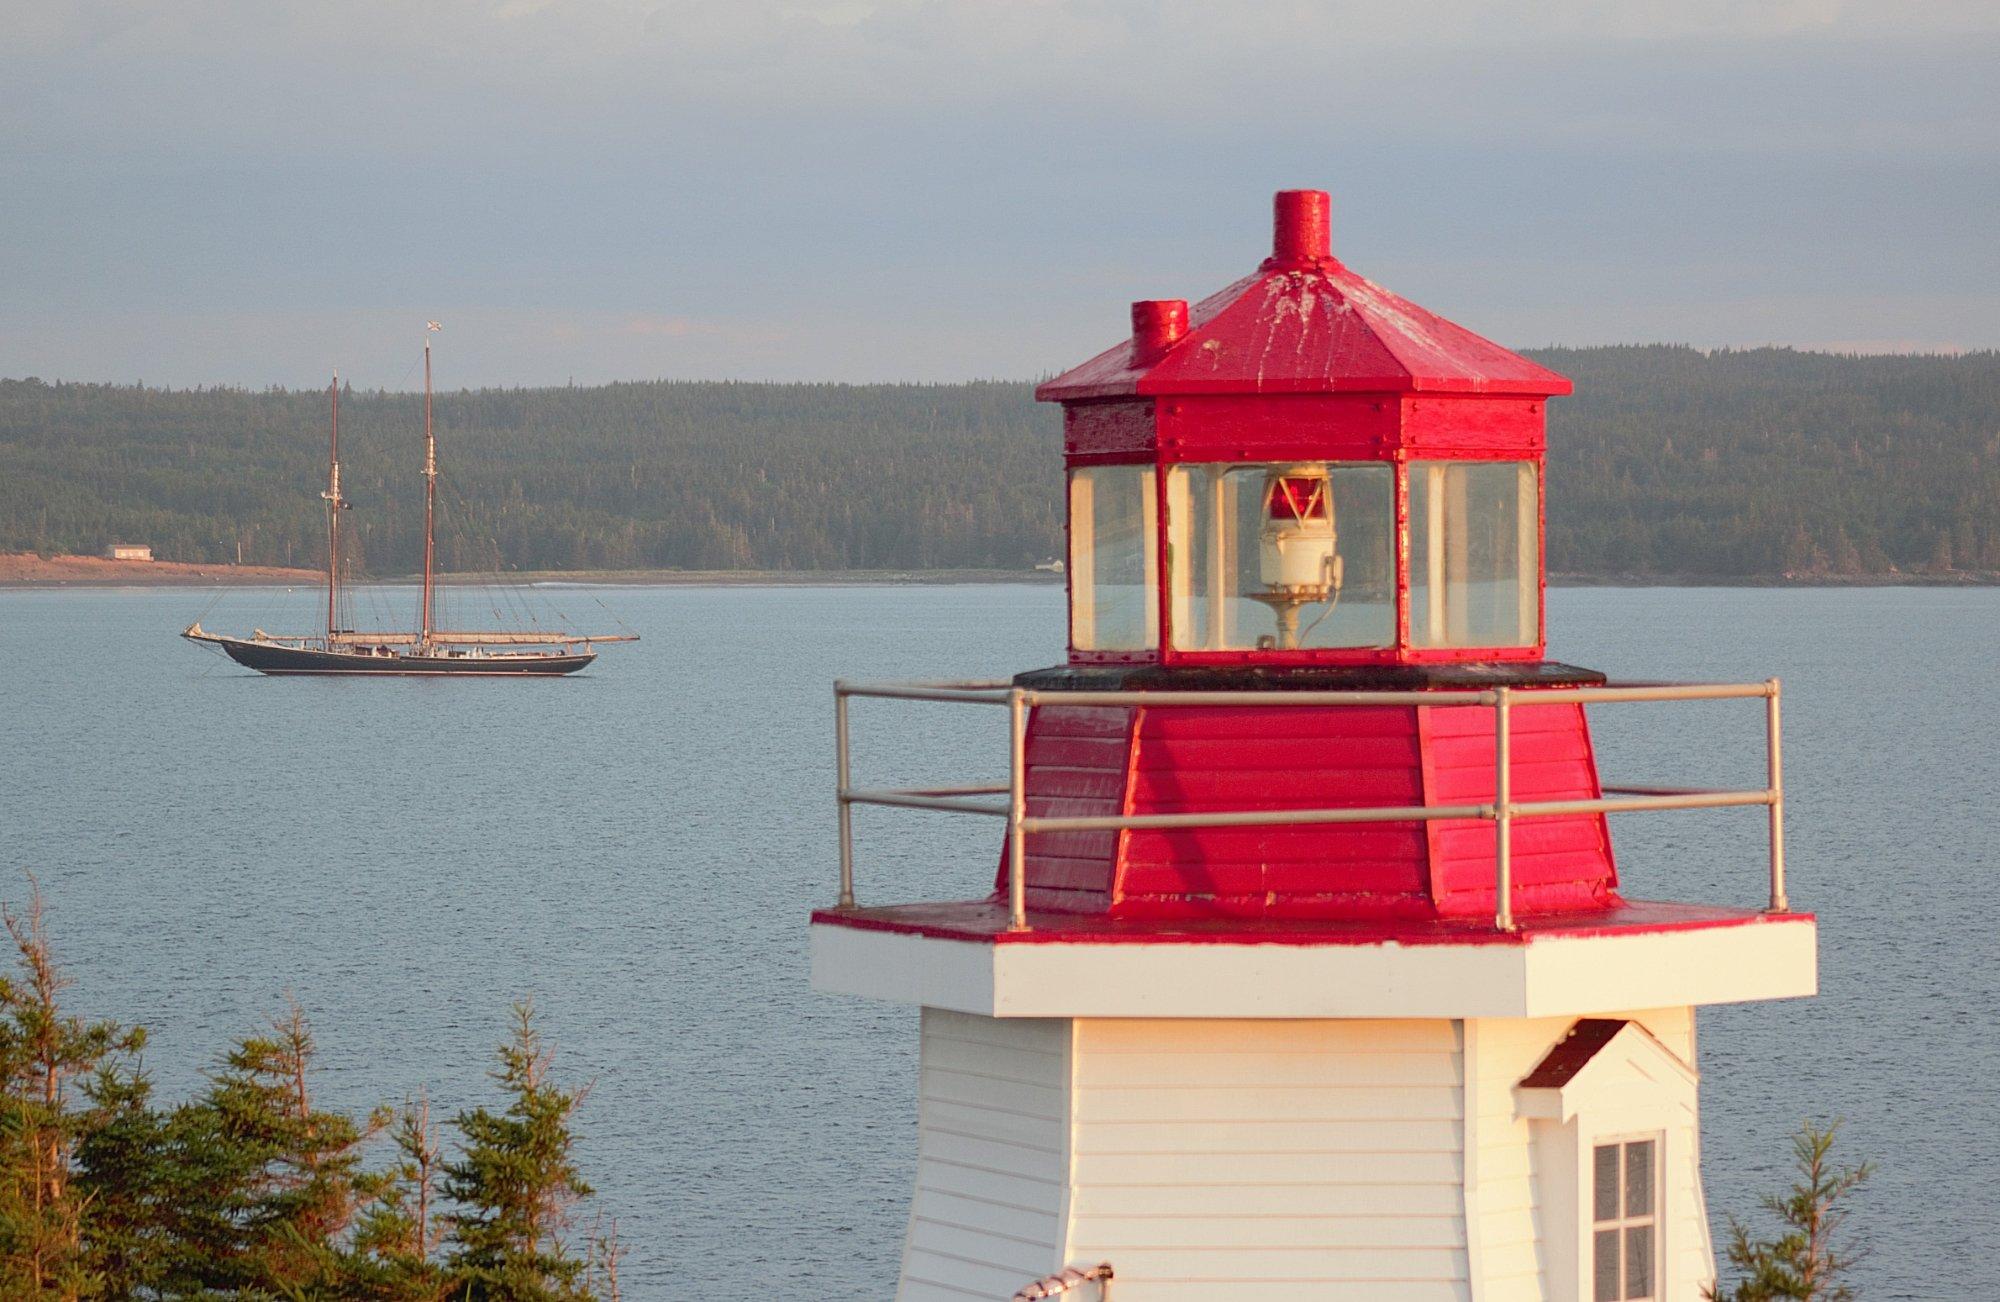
[1010,189,1601,922]
[1043,188,1567,668]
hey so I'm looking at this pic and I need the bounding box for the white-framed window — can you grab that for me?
[1407,459,1540,648]
[1592,1135,1659,1300]
[1068,465,1158,651]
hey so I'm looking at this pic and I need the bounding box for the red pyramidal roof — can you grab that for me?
[1037,190,1572,403]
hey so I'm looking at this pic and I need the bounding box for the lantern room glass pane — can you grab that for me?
[1166,463,1394,651]
[1069,466,1158,651]
[1408,460,1540,649]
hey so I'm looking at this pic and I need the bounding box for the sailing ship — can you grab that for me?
[184,336,634,676]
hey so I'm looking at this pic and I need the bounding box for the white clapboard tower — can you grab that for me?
[812,189,1818,1301]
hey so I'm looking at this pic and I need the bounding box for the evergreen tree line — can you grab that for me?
[2,346,1996,578]
[0,886,619,1301]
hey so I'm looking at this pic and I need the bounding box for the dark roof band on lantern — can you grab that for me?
[1037,189,1573,402]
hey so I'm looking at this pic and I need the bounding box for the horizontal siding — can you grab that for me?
[911,1188,1059,1246]
[900,1010,1067,1301]
[1076,1046,1455,1087]
[1075,1183,1463,1219]
[1468,1017,1572,1301]
[1076,1285,1464,1302]
[1082,1019,1457,1053]
[1076,1085,1463,1123]
[1675,1096,1715,1294]
[1069,1019,1469,1298]
[1074,1149,1464,1186]
[1076,1119,1462,1153]
[1078,1215,1467,1250]
[1067,1245,1468,1281]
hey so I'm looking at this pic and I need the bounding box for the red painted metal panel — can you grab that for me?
[1398,397,1547,453]
[1155,395,1398,463]
[1120,825,1428,869]
[1420,701,1617,917]
[815,900,1812,947]
[1135,704,1416,741]
[1113,704,1434,919]
[1036,258,1571,403]
[999,705,1136,914]
[998,696,1620,924]
[1063,400,1157,459]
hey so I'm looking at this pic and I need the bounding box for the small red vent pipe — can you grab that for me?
[1130,298,1189,366]
[1270,188,1331,268]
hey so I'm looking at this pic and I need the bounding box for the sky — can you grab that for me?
[4,0,1998,390]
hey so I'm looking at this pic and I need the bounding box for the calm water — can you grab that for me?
[1,583,1995,1299]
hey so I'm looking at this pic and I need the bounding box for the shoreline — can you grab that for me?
[5,554,1997,591]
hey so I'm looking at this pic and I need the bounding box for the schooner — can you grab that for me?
[184,334,634,675]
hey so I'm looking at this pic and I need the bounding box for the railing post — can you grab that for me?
[1765,677,1788,913]
[1008,687,1029,932]
[834,685,855,910]
[1493,686,1516,932]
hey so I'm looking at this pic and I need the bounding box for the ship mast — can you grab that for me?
[420,334,438,645]
[320,372,346,642]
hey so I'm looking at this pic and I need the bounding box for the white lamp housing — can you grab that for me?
[1259,467,1341,595]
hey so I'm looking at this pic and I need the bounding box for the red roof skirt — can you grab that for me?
[1037,193,1572,405]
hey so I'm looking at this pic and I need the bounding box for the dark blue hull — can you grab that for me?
[206,637,593,676]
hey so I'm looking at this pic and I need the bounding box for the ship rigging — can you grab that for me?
[184,334,635,676]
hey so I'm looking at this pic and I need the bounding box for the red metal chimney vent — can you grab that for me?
[1270,188,1331,269]
[1130,298,1189,366]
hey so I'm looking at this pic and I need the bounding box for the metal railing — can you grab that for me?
[833,677,1787,933]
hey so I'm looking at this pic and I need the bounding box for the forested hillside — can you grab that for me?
[1540,347,2000,576]
[2,346,1996,578]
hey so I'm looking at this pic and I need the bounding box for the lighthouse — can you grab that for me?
[814,190,1817,1301]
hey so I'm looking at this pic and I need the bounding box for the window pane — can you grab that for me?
[1624,1225,1654,1299]
[1593,1144,1620,1222]
[1625,1140,1655,1219]
[1166,463,1393,650]
[1069,467,1158,651]
[1592,1229,1621,1302]
[1408,460,1539,648]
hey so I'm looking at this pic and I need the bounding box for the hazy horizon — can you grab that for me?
[7,2,1997,389]
[8,340,1995,396]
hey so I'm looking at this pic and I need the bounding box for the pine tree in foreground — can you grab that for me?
[72,1061,176,1298]
[191,1003,388,1295]
[442,1001,596,1301]
[1707,1119,1873,1301]
[348,1090,451,1300]
[0,884,621,1300]
[0,882,145,1299]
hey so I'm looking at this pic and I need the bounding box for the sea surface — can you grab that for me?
[2,583,1994,1299]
